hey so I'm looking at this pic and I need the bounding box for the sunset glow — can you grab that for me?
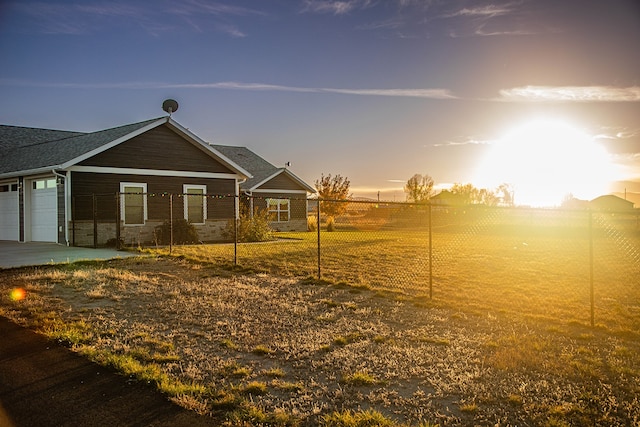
[474,119,617,207]
[0,1,638,203]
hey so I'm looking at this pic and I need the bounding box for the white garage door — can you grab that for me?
[0,182,19,241]
[31,178,58,242]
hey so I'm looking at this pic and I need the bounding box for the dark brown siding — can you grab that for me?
[251,192,308,220]
[71,172,235,221]
[257,173,307,192]
[79,125,234,173]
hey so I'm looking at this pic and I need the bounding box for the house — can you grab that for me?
[212,145,315,232]
[0,116,314,246]
[561,196,591,210]
[430,190,467,206]
[590,194,635,212]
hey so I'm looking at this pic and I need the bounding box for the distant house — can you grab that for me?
[561,197,591,210]
[430,190,467,206]
[0,116,314,246]
[590,195,635,211]
[212,145,315,232]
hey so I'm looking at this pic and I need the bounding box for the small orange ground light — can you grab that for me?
[9,288,26,301]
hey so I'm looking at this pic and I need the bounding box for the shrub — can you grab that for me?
[224,208,274,242]
[326,216,336,232]
[154,219,199,245]
[307,215,318,232]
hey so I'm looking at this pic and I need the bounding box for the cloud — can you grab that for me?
[432,137,493,147]
[214,23,247,38]
[0,79,456,99]
[9,0,265,36]
[437,1,559,38]
[356,19,404,31]
[473,23,537,36]
[11,2,90,34]
[593,126,640,156]
[498,86,640,102]
[321,87,456,99]
[167,0,267,18]
[301,0,371,15]
[170,82,457,99]
[5,78,636,104]
[76,3,141,18]
[444,5,513,18]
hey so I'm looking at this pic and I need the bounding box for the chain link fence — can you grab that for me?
[73,193,639,327]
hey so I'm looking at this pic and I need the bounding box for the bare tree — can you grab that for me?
[404,174,434,203]
[496,183,514,206]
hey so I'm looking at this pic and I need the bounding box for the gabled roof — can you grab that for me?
[212,144,315,193]
[0,117,251,179]
[0,126,85,151]
[590,194,635,210]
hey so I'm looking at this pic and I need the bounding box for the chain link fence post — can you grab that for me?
[429,202,433,299]
[71,196,76,247]
[317,199,321,280]
[115,192,121,250]
[234,195,238,266]
[589,209,595,327]
[169,193,173,254]
[92,193,98,249]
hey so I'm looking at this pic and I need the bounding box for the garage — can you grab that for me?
[0,182,19,241]
[30,178,58,242]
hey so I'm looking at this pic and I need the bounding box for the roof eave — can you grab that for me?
[246,168,316,194]
[0,165,65,180]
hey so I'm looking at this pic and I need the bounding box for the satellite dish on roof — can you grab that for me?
[162,99,179,116]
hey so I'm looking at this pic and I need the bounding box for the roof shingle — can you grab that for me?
[0,118,162,175]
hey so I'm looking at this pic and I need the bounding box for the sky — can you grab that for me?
[1,0,639,205]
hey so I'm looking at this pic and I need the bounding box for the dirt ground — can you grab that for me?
[1,257,639,426]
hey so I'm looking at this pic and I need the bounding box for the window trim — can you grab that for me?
[266,198,290,222]
[183,184,207,225]
[120,182,147,226]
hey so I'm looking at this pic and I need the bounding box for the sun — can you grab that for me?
[474,118,616,207]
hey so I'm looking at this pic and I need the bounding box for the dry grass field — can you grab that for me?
[1,225,639,426]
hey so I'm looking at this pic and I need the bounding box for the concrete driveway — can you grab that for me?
[0,241,140,269]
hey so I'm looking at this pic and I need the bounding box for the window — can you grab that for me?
[183,185,207,224]
[0,183,18,193]
[267,198,290,222]
[32,178,56,190]
[120,183,147,225]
